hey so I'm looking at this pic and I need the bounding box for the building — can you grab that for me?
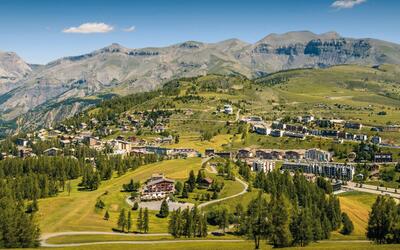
[16,138,29,147]
[305,148,332,162]
[302,115,314,123]
[355,134,368,142]
[270,129,284,137]
[205,148,215,157]
[272,122,286,130]
[198,177,213,189]
[374,153,393,163]
[141,174,175,201]
[285,150,304,160]
[381,125,400,132]
[371,136,382,144]
[215,152,234,159]
[252,160,275,173]
[345,122,363,130]
[153,123,166,133]
[224,104,233,115]
[281,162,355,180]
[237,148,254,159]
[253,124,271,135]
[43,147,62,156]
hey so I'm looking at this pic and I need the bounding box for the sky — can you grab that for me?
[0,0,399,64]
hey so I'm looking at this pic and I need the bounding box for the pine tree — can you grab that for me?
[340,212,354,235]
[291,208,313,246]
[104,210,110,220]
[127,211,132,232]
[219,208,229,234]
[117,208,126,232]
[158,199,169,218]
[143,208,149,233]
[270,195,292,248]
[181,183,189,198]
[187,170,196,192]
[137,208,143,233]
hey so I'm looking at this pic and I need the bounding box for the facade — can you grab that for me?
[305,148,332,162]
[141,174,175,201]
[253,124,271,135]
[270,129,284,137]
[281,162,355,180]
[252,160,275,173]
[237,148,254,159]
[205,148,215,156]
[345,122,363,130]
[374,153,393,163]
[224,104,233,114]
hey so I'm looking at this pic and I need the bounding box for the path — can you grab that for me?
[198,177,248,209]
[40,231,244,247]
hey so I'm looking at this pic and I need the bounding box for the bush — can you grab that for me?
[132,202,139,211]
[95,199,106,209]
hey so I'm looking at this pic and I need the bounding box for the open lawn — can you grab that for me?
[166,134,232,153]
[29,241,400,250]
[38,158,203,233]
[335,191,377,240]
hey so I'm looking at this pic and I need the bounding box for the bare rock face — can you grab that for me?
[1,31,400,126]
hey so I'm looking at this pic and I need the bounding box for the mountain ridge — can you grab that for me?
[1,30,400,129]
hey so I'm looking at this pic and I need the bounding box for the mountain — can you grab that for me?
[0,50,32,94]
[1,30,400,129]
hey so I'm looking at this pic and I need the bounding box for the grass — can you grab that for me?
[27,241,400,250]
[166,134,232,153]
[38,158,203,233]
[335,191,378,240]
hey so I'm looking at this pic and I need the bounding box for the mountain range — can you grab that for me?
[1,30,400,130]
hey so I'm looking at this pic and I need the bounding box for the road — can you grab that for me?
[40,231,243,247]
[344,181,400,199]
[198,177,248,209]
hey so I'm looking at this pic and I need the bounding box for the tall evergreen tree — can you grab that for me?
[269,195,292,248]
[158,199,169,218]
[117,208,126,232]
[137,208,143,233]
[143,208,149,233]
[340,212,354,235]
[127,211,132,232]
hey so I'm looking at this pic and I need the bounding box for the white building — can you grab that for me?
[305,148,332,162]
[224,104,233,115]
[252,160,276,173]
[371,136,382,144]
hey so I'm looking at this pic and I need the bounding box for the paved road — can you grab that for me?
[40,231,244,247]
[198,177,248,209]
[344,181,400,199]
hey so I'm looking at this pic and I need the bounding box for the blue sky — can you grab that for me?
[0,0,399,64]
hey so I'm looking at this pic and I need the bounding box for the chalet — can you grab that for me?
[371,136,382,144]
[285,124,307,133]
[321,130,339,138]
[60,139,71,147]
[198,177,213,189]
[302,115,314,123]
[237,148,254,159]
[305,148,332,162]
[272,121,286,130]
[172,148,199,158]
[255,149,273,159]
[16,138,29,147]
[224,104,233,114]
[345,122,362,130]
[355,134,368,142]
[270,129,284,137]
[18,146,34,158]
[285,150,304,160]
[43,147,62,156]
[153,123,166,133]
[83,136,100,147]
[141,174,175,200]
[374,153,393,163]
[215,152,234,159]
[79,123,88,130]
[205,148,215,157]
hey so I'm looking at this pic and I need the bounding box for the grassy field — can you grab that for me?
[29,241,400,250]
[38,158,203,233]
[166,134,232,153]
[334,191,378,240]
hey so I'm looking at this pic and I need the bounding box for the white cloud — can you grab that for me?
[122,26,135,32]
[331,0,366,9]
[63,22,114,34]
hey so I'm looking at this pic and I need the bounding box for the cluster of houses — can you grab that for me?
[241,115,391,145]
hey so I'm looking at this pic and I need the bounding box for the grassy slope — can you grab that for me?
[38,158,203,233]
[334,191,378,240]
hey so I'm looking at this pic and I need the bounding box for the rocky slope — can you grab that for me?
[1,31,400,128]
